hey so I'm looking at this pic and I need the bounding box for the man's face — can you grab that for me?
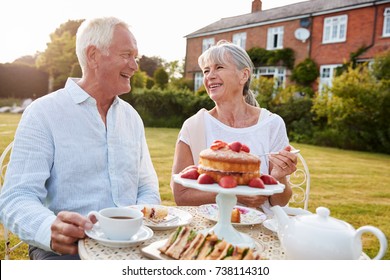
[96,25,139,96]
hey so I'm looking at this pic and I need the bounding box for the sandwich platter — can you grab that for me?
[140,238,264,260]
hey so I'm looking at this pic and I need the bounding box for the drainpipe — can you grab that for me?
[308,14,313,58]
[366,2,378,52]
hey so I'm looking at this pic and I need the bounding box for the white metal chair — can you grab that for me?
[0,141,25,260]
[287,148,311,210]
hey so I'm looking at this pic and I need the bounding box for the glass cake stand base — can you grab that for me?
[201,192,255,248]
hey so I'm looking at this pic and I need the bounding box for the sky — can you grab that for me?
[0,0,305,63]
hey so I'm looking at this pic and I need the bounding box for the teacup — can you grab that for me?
[88,207,143,240]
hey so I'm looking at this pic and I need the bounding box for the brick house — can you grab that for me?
[184,0,390,92]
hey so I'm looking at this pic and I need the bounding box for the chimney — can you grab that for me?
[252,0,262,13]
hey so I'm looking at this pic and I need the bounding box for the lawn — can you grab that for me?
[0,113,389,260]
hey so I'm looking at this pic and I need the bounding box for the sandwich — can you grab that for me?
[165,227,197,259]
[180,232,207,260]
[159,226,184,254]
[222,246,262,260]
[158,226,263,260]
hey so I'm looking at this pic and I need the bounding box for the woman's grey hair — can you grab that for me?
[76,17,130,74]
[198,40,259,107]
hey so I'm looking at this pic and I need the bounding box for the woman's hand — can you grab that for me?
[50,211,93,255]
[237,195,269,208]
[269,146,298,180]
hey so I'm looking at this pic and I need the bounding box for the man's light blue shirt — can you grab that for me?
[0,78,160,250]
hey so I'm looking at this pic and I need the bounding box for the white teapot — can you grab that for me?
[271,205,387,260]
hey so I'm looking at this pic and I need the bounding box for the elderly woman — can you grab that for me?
[171,40,297,210]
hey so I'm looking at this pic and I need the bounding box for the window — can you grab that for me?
[253,66,286,89]
[323,15,347,43]
[202,38,215,53]
[194,72,203,92]
[319,65,341,93]
[233,32,247,49]
[267,27,284,50]
[383,8,390,37]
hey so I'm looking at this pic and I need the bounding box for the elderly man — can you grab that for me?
[0,17,161,260]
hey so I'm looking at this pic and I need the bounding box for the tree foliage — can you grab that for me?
[153,67,169,89]
[290,58,319,87]
[252,76,275,107]
[36,20,83,91]
[312,59,390,153]
[0,63,48,98]
[138,55,164,77]
[247,47,295,69]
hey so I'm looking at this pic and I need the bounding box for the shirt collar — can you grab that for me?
[65,78,120,106]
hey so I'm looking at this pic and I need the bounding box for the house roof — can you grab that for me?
[186,0,382,38]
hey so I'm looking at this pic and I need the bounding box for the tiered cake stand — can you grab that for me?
[173,174,285,248]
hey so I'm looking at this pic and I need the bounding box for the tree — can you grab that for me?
[13,55,38,66]
[153,67,169,89]
[138,55,163,77]
[36,20,83,91]
[312,60,390,153]
[130,70,148,90]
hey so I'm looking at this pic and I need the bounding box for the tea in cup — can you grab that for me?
[88,207,143,240]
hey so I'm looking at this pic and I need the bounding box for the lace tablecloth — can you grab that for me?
[78,206,287,260]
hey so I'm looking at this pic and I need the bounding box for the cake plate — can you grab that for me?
[173,174,285,248]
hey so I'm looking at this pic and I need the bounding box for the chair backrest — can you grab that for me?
[0,141,14,188]
[0,141,25,260]
[287,151,310,210]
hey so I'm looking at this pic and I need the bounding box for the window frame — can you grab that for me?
[253,66,286,89]
[232,32,247,49]
[194,72,203,92]
[267,26,284,50]
[319,64,342,93]
[322,15,348,43]
[383,7,390,37]
[202,38,215,53]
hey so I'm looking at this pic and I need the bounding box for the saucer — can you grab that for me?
[85,224,153,248]
[128,205,193,230]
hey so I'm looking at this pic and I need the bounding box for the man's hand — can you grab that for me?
[50,211,93,255]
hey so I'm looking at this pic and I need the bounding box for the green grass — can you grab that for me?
[0,113,389,260]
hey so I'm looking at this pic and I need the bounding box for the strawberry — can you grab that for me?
[241,144,250,153]
[248,177,265,189]
[219,176,237,188]
[228,141,242,152]
[260,174,278,185]
[180,168,199,180]
[210,140,228,150]
[197,174,215,184]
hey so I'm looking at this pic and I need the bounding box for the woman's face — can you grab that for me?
[201,56,247,103]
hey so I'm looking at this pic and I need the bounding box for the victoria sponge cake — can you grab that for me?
[198,140,260,185]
